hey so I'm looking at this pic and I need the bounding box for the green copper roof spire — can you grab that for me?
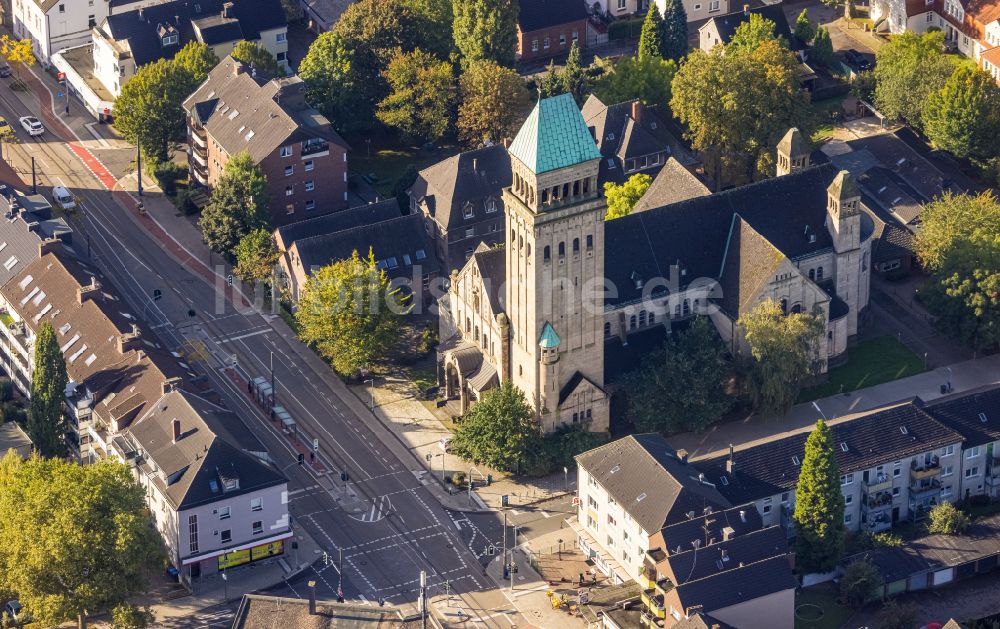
[538,321,561,348]
[508,93,601,174]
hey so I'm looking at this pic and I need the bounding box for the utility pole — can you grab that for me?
[30,156,36,194]
[419,570,427,629]
[136,145,143,197]
[337,547,344,603]
[270,350,276,405]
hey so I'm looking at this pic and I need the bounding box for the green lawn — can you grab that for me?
[795,587,854,629]
[799,335,925,402]
[348,142,459,197]
[808,97,846,145]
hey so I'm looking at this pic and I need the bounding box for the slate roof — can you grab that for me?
[658,503,764,555]
[576,434,730,533]
[858,166,924,225]
[290,214,440,281]
[604,163,876,307]
[471,245,505,315]
[666,526,790,586]
[672,614,735,629]
[670,554,798,615]
[846,132,959,202]
[858,511,1000,583]
[927,386,1000,449]
[632,158,710,213]
[580,95,692,185]
[777,128,809,160]
[871,216,915,265]
[104,0,286,67]
[127,390,285,510]
[518,0,588,32]
[696,400,964,504]
[183,57,347,165]
[408,145,511,231]
[717,216,789,318]
[274,198,401,249]
[509,94,601,175]
[702,4,802,50]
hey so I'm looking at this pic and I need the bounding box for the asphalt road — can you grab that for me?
[0,83,523,628]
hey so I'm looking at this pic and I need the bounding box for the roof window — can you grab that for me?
[610,464,621,474]
[792,455,800,466]
[900,426,908,435]
[840,442,849,452]
[636,492,647,502]
[980,412,989,423]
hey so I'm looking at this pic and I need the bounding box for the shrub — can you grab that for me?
[451,471,466,487]
[876,600,918,629]
[839,559,884,606]
[0,377,13,403]
[928,502,970,535]
[417,324,439,357]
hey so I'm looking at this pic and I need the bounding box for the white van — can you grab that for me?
[51,186,75,210]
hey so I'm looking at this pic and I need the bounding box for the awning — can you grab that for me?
[467,361,498,392]
[181,529,293,566]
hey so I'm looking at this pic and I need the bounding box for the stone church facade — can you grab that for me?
[439,95,874,434]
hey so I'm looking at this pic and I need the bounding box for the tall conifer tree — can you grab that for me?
[28,321,68,457]
[793,419,846,573]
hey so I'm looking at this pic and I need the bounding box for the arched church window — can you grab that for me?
[639,310,647,327]
[586,235,593,249]
[809,269,815,281]
[544,246,551,262]
[816,267,824,281]
[558,242,565,257]
[583,177,590,194]
[573,238,580,253]
[862,253,868,272]
[518,235,523,250]
[780,299,788,314]
[791,303,802,314]
[649,312,656,326]
[674,304,681,317]
[527,243,531,257]
[604,322,611,337]
[541,189,548,203]
[573,180,580,196]
[629,315,637,330]
[682,299,690,316]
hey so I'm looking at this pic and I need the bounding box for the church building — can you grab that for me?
[438,94,875,434]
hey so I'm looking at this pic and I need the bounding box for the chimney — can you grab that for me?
[172,418,181,443]
[38,238,61,256]
[472,157,478,173]
[77,275,101,303]
[221,1,233,18]
[722,526,735,541]
[631,100,642,124]
[308,580,317,614]
[138,6,144,20]
[232,60,245,77]
[743,3,750,16]
[726,443,735,475]
[162,377,182,395]
[677,449,689,464]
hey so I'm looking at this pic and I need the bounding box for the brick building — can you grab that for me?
[517,0,589,63]
[183,56,350,227]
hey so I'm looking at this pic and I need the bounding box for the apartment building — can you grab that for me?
[517,0,589,63]
[183,56,350,226]
[111,390,289,584]
[11,0,107,63]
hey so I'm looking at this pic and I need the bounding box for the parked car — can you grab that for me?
[844,49,872,71]
[19,116,43,136]
[51,185,75,210]
[0,65,12,78]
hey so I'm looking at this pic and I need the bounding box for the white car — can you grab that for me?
[51,185,75,210]
[19,116,43,136]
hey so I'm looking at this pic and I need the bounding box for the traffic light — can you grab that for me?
[226,274,234,286]
[57,72,66,85]
[297,453,304,465]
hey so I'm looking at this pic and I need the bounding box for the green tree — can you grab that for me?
[915,192,1000,351]
[28,322,67,458]
[562,42,589,104]
[639,5,666,59]
[728,14,781,53]
[922,65,1000,160]
[0,453,162,627]
[737,299,824,415]
[452,0,518,67]
[661,0,688,63]
[927,501,971,535]
[300,0,421,132]
[876,601,918,629]
[111,604,156,629]
[113,58,191,160]
[198,152,270,255]
[173,41,218,89]
[234,228,280,286]
[295,249,406,376]
[811,26,833,66]
[451,381,538,470]
[377,49,455,142]
[538,61,566,98]
[851,70,876,101]
[874,30,956,127]
[840,559,884,605]
[0,35,35,83]
[604,173,653,220]
[671,39,810,189]
[594,55,676,108]
[793,419,846,573]
[621,318,733,433]
[457,60,530,146]
[403,0,454,57]
[231,40,281,76]
[794,9,816,45]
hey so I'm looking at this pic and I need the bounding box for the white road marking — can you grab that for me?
[220,328,271,343]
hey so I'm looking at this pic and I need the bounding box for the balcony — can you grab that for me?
[865,511,892,532]
[641,589,665,619]
[909,477,942,501]
[864,475,892,494]
[863,490,893,514]
[640,611,665,628]
[190,146,207,167]
[909,503,934,523]
[301,139,329,158]
[910,459,941,481]
[190,126,207,148]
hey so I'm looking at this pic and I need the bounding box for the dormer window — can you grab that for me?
[463,203,474,219]
[486,198,498,213]
[162,33,178,46]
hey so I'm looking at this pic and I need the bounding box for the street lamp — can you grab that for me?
[563,466,569,492]
[136,145,143,197]
[364,378,375,411]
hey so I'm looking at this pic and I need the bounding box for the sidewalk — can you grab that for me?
[346,372,574,512]
[668,352,1000,460]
